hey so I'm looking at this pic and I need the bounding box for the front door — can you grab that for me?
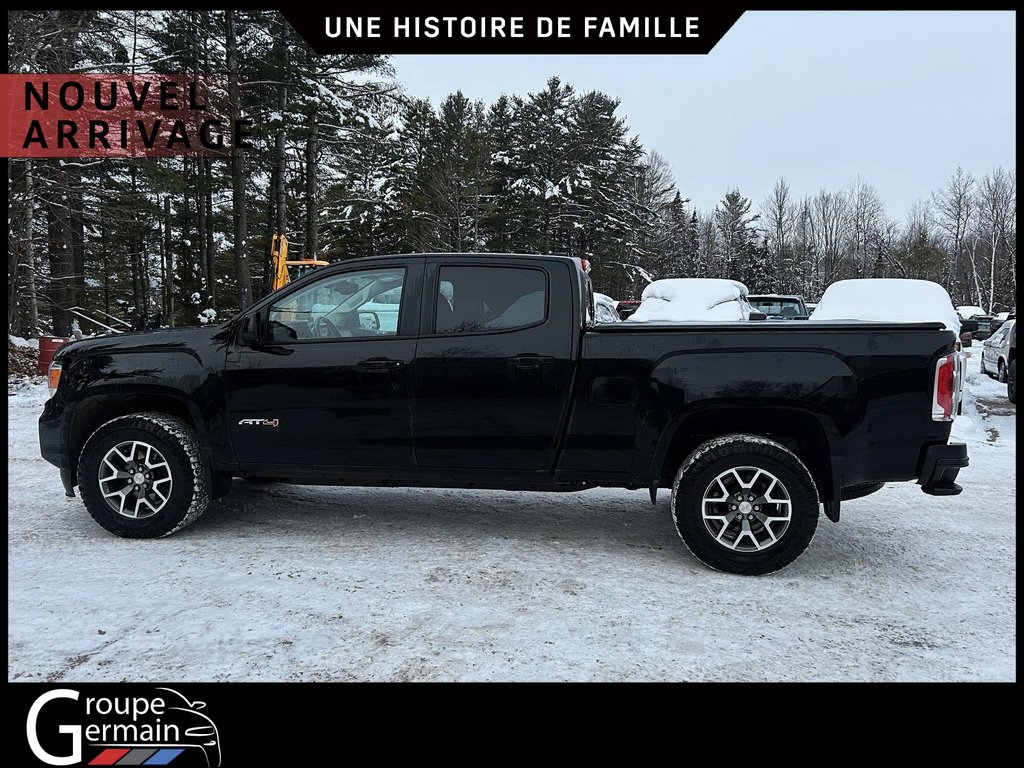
[225,262,420,471]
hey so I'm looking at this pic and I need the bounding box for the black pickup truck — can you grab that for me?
[40,253,968,574]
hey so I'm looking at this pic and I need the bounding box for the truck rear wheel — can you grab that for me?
[671,435,819,575]
[78,413,210,538]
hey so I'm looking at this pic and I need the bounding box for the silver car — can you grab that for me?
[981,319,1015,383]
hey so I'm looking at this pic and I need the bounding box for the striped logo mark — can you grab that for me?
[89,748,185,765]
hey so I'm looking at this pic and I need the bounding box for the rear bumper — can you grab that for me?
[918,442,968,496]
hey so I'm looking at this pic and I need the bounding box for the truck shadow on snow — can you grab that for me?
[47,482,934,577]
[168,483,910,577]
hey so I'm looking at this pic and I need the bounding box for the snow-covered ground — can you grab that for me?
[8,363,1015,682]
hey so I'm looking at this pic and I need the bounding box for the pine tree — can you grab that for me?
[714,189,759,281]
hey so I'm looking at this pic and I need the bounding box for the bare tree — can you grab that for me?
[792,197,818,297]
[629,150,677,276]
[978,168,1014,313]
[932,168,975,304]
[846,177,884,279]
[812,189,850,292]
[1005,169,1017,302]
[761,177,793,292]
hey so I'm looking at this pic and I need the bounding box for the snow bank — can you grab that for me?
[9,335,39,349]
[811,279,960,331]
[7,367,1015,682]
[626,278,751,323]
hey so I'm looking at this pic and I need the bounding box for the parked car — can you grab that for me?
[616,299,642,320]
[980,319,1015,383]
[41,254,968,576]
[957,305,987,319]
[747,294,809,319]
[593,292,621,324]
[1008,322,1016,403]
[958,317,979,349]
[625,278,755,322]
[957,307,997,341]
[970,316,996,340]
[989,310,1016,335]
[810,278,969,417]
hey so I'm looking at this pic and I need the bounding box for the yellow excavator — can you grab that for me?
[270,234,329,292]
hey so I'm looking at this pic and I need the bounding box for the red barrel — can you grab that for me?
[37,336,71,376]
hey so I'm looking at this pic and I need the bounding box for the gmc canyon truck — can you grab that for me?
[40,254,968,575]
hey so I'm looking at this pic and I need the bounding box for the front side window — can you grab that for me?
[267,268,405,341]
[434,266,547,335]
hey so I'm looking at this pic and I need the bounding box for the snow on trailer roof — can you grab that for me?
[626,278,751,323]
[810,279,961,332]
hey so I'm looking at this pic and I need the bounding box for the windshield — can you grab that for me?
[287,264,318,283]
[748,297,805,317]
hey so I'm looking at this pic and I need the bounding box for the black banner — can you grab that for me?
[8,680,991,764]
[280,12,745,54]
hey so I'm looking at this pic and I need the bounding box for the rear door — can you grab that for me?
[413,258,576,471]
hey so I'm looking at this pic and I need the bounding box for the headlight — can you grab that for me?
[47,362,62,395]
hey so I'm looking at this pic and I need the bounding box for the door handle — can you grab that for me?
[357,357,405,371]
[509,355,555,369]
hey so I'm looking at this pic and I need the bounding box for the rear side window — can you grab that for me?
[434,266,547,334]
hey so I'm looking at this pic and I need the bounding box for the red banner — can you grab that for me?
[1,74,251,158]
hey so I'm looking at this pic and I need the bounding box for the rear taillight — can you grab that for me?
[932,353,956,421]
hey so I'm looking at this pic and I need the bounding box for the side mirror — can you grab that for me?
[959,318,979,333]
[358,311,380,332]
[748,310,767,321]
[239,311,263,347]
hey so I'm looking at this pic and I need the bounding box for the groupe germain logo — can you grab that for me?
[237,418,279,428]
[26,688,221,767]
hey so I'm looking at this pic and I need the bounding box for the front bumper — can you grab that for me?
[38,397,68,468]
[39,397,76,496]
[918,442,969,496]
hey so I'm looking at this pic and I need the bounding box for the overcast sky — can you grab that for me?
[392,11,1015,217]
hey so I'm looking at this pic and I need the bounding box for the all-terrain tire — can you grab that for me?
[671,434,819,575]
[78,413,210,538]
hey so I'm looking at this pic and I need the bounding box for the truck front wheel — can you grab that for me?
[78,413,210,538]
[671,435,819,575]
